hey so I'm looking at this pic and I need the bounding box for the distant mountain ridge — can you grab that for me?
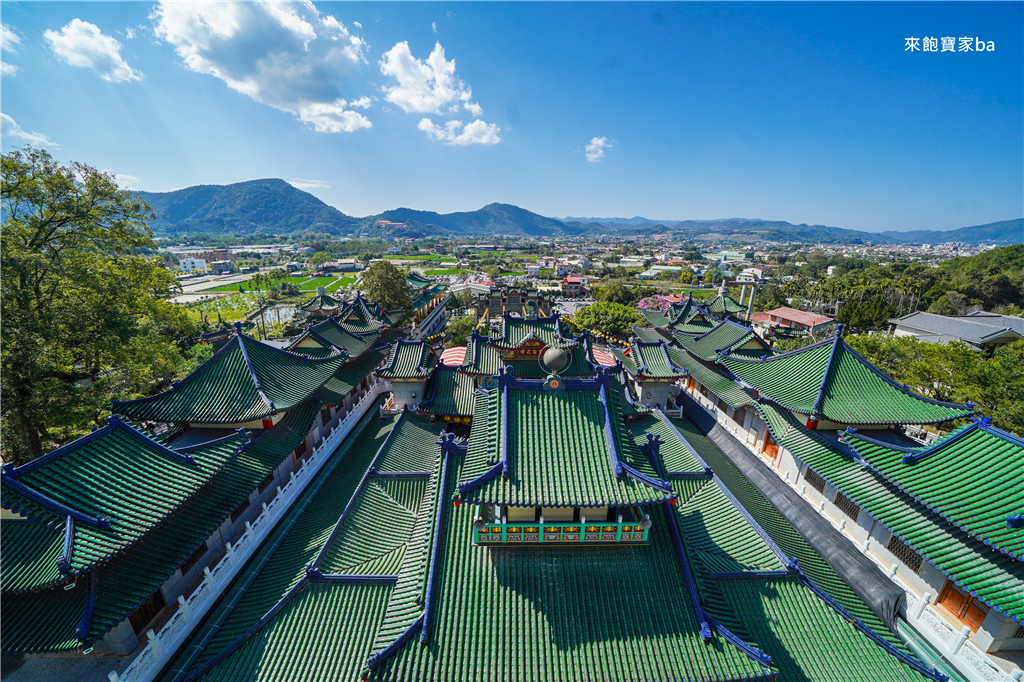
[137,179,359,236]
[135,179,1022,245]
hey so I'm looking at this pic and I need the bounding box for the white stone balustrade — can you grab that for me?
[110,381,388,682]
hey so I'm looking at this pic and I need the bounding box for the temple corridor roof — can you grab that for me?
[114,328,348,424]
[721,333,974,426]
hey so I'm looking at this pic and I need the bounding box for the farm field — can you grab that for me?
[298,276,337,291]
[326,277,357,291]
[425,268,462,276]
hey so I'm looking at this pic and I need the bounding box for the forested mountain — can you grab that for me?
[135,179,1021,244]
[879,219,1022,245]
[137,179,359,235]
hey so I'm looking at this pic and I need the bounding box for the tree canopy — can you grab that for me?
[361,259,412,311]
[572,301,643,337]
[2,147,195,463]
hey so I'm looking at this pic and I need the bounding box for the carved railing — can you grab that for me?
[474,509,651,544]
[110,380,389,682]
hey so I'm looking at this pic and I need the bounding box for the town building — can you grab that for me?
[750,306,837,342]
[178,257,207,274]
[560,274,589,297]
[888,311,1024,353]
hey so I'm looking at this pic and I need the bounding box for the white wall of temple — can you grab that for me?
[391,379,426,409]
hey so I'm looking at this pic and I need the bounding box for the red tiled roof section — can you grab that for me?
[763,307,833,327]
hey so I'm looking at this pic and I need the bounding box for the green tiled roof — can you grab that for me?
[631,325,669,343]
[2,401,323,652]
[488,313,576,350]
[677,320,770,362]
[641,309,672,326]
[722,335,974,426]
[299,291,342,312]
[505,343,596,378]
[289,318,382,360]
[0,521,64,593]
[375,340,437,380]
[616,340,684,379]
[419,368,477,417]
[672,314,718,336]
[114,331,348,424]
[407,272,433,290]
[704,293,747,316]
[458,379,674,508]
[315,348,388,405]
[459,330,501,376]
[2,582,86,653]
[412,283,446,310]
[842,421,1024,560]
[757,402,1024,623]
[337,294,389,333]
[173,406,397,672]
[1,419,248,581]
[667,347,757,409]
[630,413,705,475]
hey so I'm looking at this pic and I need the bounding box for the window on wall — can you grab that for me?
[732,407,747,427]
[886,534,924,573]
[833,492,860,521]
[937,579,991,631]
[803,467,827,494]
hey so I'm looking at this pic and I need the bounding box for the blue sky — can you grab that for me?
[1,1,1021,232]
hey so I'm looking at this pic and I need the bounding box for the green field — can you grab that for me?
[325,277,357,291]
[499,271,526,277]
[384,254,438,260]
[425,268,462,276]
[298,276,338,291]
[199,281,258,293]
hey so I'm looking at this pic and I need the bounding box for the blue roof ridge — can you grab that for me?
[234,322,276,413]
[838,338,975,413]
[811,324,845,416]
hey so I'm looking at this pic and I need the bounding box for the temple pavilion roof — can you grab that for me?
[703,293,747,316]
[720,330,975,426]
[615,340,685,380]
[407,271,433,290]
[841,419,1024,560]
[487,312,576,350]
[411,283,446,311]
[287,317,382,360]
[418,367,477,418]
[2,401,323,652]
[113,326,348,424]
[337,293,402,333]
[460,328,598,378]
[375,340,438,380]
[455,372,675,508]
[299,290,342,313]
[676,319,773,362]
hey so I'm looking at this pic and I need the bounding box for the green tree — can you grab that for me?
[446,314,477,347]
[677,270,694,285]
[573,301,643,337]
[703,269,724,284]
[308,251,332,268]
[2,148,195,463]
[361,259,412,310]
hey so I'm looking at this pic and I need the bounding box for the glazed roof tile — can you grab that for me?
[458,377,674,508]
[631,325,670,343]
[842,421,1024,559]
[704,293,747,315]
[315,348,389,405]
[666,347,756,408]
[488,313,575,350]
[1,419,248,582]
[459,331,502,376]
[757,402,1024,622]
[418,368,477,417]
[114,330,347,424]
[289,317,382,359]
[375,340,437,380]
[678,320,771,362]
[617,340,683,379]
[299,291,342,312]
[721,335,974,426]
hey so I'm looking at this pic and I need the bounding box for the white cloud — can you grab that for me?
[152,0,371,133]
[585,136,612,162]
[125,26,136,39]
[418,118,500,146]
[432,22,438,34]
[288,178,330,189]
[104,171,141,189]
[2,23,22,76]
[1,114,58,147]
[43,19,142,82]
[380,41,482,117]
